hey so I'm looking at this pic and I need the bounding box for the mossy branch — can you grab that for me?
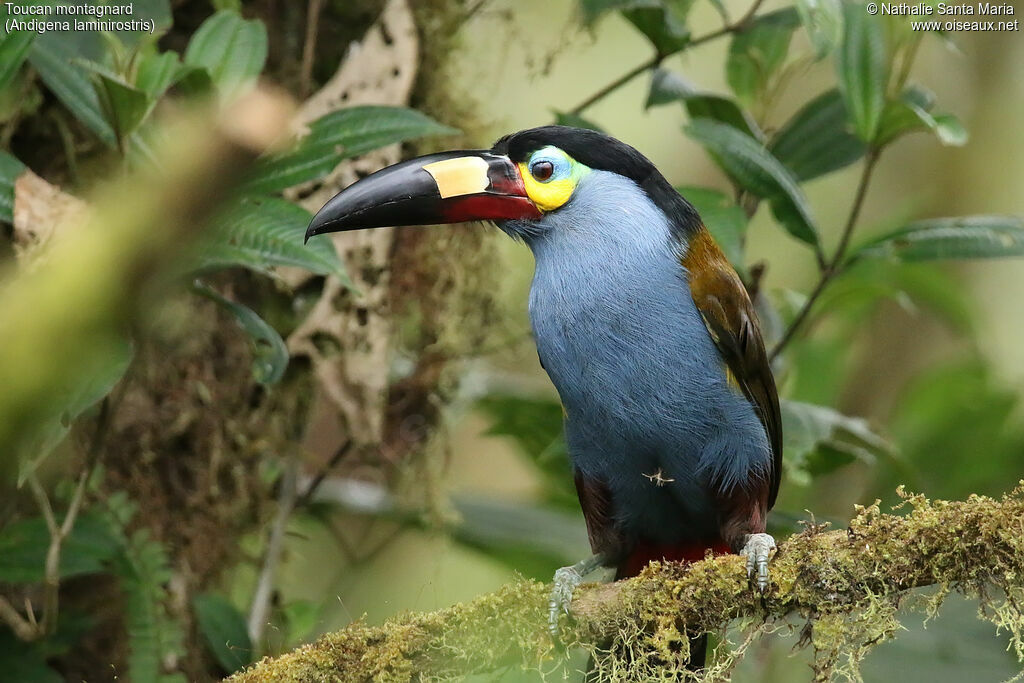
[230,486,1024,682]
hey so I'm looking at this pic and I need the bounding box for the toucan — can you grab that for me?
[306,125,782,668]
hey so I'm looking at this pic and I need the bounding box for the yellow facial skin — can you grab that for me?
[517,147,589,213]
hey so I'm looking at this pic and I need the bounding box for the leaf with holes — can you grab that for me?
[685,118,819,247]
[853,216,1024,262]
[198,196,350,285]
[770,89,867,181]
[243,106,458,194]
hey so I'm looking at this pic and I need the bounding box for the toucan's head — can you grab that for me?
[305,125,701,246]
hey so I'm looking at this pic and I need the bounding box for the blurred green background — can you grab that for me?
[1,0,1023,680]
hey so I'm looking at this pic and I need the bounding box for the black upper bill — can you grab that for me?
[304,151,540,242]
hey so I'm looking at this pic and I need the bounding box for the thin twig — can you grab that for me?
[460,0,490,25]
[0,596,37,641]
[7,464,96,640]
[769,149,881,361]
[566,0,767,116]
[248,456,300,645]
[299,0,326,99]
[40,469,90,635]
[687,0,766,49]
[568,56,663,116]
[295,438,353,509]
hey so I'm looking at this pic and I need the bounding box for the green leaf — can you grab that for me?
[476,394,577,508]
[135,50,182,101]
[929,113,967,146]
[795,0,842,58]
[193,593,254,673]
[183,10,268,102]
[622,4,691,56]
[647,68,761,139]
[99,499,185,683]
[685,118,819,247]
[199,196,349,283]
[677,186,748,275]
[769,89,867,181]
[553,110,604,131]
[781,399,892,484]
[193,283,289,385]
[0,150,25,224]
[168,64,214,99]
[243,106,458,194]
[80,64,151,143]
[578,0,661,25]
[281,600,320,647]
[877,88,967,147]
[836,2,887,142]
[0,24,35,92]
[18,337,133,485]
[29,32,116,146]
[450,495,590,576]
[706,0,729,22]
[853,216,1024,262]
[726,8,799,105]
[0,630,62,683]
[0,512,121,583]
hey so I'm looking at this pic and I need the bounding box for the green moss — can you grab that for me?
[230,486,1024,682]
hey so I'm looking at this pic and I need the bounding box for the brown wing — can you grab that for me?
[573,470,627,561]
[682,227,783,508]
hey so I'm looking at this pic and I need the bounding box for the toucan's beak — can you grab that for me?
[305,151,542,242]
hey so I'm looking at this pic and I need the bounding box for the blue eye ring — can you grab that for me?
[528,147,572,184]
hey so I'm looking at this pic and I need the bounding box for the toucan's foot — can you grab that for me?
[740,533,776,592]
[548,555,605,638]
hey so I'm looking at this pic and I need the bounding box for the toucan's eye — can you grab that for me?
[519,146,589,212]
[531,160,555,182]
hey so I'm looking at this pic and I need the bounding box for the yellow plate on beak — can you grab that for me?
[423,156,490,199]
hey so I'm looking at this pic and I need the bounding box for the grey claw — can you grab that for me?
[740,533,776,592]
[548,565,584,637]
